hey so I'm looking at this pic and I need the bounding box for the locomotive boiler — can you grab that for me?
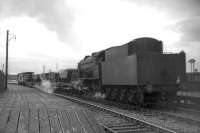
[78,37,186,104]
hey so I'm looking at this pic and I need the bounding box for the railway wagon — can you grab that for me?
[40,72,59,82]
[18,72,34,87]
[78,37,186,104]
[56,69,79,90]
[59,69,78,82]
[33,74,42,85]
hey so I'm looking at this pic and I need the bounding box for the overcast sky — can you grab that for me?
[0,0,199,74]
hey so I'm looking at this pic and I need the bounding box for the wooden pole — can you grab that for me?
[5,30,9,90]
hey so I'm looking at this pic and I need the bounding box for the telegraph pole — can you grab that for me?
[5,30,9,90]
[4,30,15,90]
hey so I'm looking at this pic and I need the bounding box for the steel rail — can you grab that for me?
[53,93,177,133]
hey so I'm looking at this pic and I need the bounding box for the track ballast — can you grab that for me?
[53,92,177,133]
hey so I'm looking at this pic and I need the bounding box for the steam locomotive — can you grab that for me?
[18,37,186,105]
[77,37,186,104]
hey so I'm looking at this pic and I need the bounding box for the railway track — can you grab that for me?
[54,91,200,125]
[53,92,177,133]
[176,106,200,114]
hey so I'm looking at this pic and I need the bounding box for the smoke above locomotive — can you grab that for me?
[78,37,186,104]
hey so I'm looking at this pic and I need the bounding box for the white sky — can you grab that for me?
[0,0,198,74]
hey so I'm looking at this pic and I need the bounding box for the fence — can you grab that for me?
[0,71,5,92]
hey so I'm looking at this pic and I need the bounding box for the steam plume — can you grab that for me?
[41,80,53,93]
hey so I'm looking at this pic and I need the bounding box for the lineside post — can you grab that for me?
[5,30,9,90]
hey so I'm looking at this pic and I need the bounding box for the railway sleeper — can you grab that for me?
[113,127,153,133]
[110,125,143,130]
[106,123,138,128]
[103,123,155,133]
[102,125,153,133]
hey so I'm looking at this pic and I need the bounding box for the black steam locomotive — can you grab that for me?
[77,37,186,104]
[18,37,186,105]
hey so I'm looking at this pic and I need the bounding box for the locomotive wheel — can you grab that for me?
[83,86,89,96]
[110,88,114,100]
[89,86,94,97]
[161,92,167,102]
[156,92,168,106]
[129,90,136,104]
[135,90,144,105]
[127,90,134,103]
[166,91,176,104]
[105,88,111,100]
[111,88,118,101]
[119,89,126,102]
[115,89,121,101]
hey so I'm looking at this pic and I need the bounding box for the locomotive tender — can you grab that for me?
[78,37,186,104]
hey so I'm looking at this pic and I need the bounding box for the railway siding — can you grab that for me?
[54,92,200,133]
[54,93,178,133]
